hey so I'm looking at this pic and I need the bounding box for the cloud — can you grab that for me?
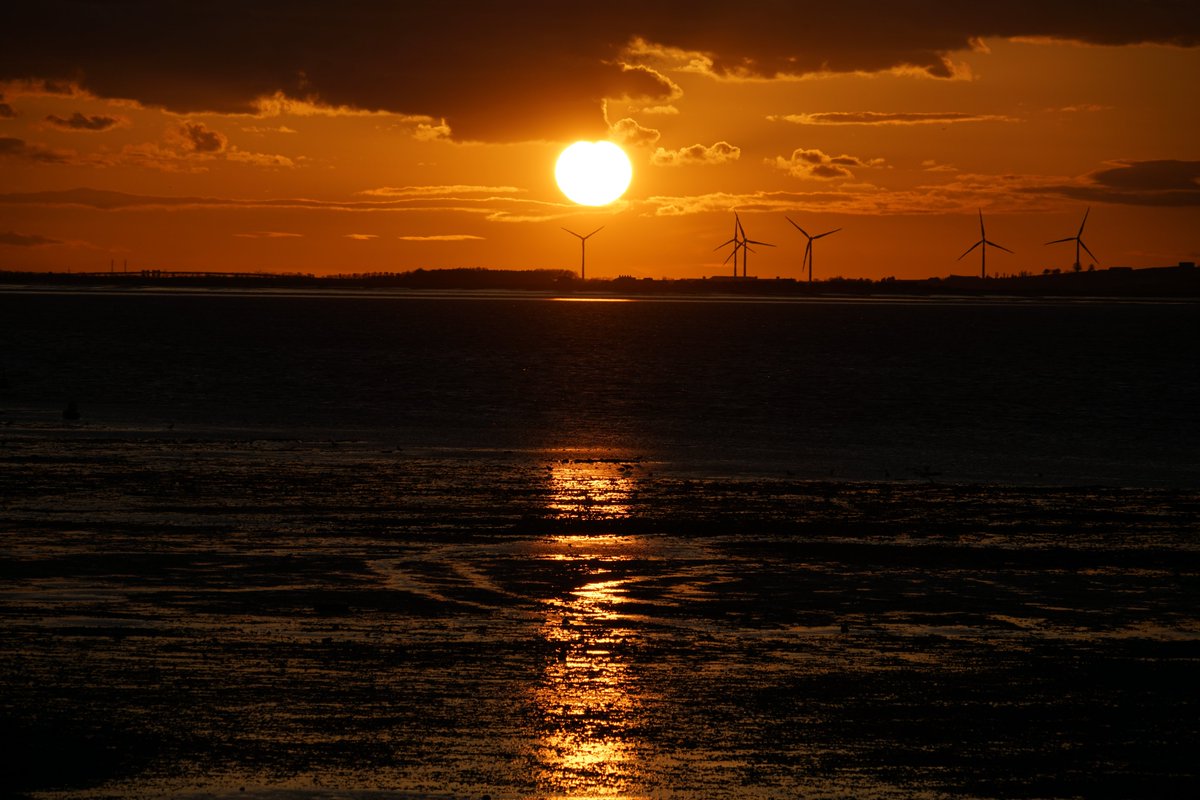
[771,111,1016,126]
[0,186,567,223]
[225,149,295,168]
[345,233,379,241]
[79,124,292,171]
[173,121,226,153]
[1091,159,1200,191]
[1039,159,1200,206]
[609,117,661,148]
[652,141,740,167]
[5,2,1193,143]
[358,185,523,198]
[771,148,884,180]
[45,111,121,131]
[0,230,61,246]
[0,136,74,163]
[922,159,958,173]
[397,234,486,242]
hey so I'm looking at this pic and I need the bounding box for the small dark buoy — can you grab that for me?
[62,400,80,421]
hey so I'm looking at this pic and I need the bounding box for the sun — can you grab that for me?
[555,141,633,206]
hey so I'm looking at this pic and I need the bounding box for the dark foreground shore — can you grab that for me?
[3,432,1198,799]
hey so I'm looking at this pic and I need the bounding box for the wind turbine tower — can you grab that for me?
[1045,207,1097,271]
[786,217,841,283]
[957,210,1013,278]
[562,226,603,280]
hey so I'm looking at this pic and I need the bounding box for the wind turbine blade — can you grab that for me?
[985,240,1014,254]
[1079,239,1098,263]
[978,209,986,237]
[723,250,737,266]
[804,241,812,260]
[814,228,842,239]
[786,217,811,237]
[745,239,775,247]
[715,237,736,251]
[958,240,983,260]
[1077,207,1090,236]
[1045,236,1075,245]
[584,226,604,239]
[561,227,583,239]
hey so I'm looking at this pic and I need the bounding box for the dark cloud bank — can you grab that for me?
[1,1,1197,141]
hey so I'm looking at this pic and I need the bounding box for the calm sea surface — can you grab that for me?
[2,290,1199,799]
[4,290,1198,484]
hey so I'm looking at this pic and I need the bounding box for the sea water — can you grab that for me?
[2,290,1198,799]
[4,290,1198,484]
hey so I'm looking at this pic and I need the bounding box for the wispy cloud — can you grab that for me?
[224,149,295,168]
[358,185,523,198]
[0,136,75,163]
[344,233,379,240]
[770,111,1017,126]
[0,230,62,246]
[652,141,740,167]
[922,159,958,173]
[647,158,1200,219]
[45,111,123,131]
[397,234,485,241]
[0,187,561,222]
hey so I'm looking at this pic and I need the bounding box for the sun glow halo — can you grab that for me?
[555,141,632,206]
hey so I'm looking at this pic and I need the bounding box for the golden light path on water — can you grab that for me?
[535,567,640,797]
[545,458,639,519]
[535,456,647,796]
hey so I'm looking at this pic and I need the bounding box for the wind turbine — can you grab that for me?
[735,213,774,277]
[1045,207,1097,271]
[562,226,603,280]
[786,217,841,283]
[957,210,1013,278]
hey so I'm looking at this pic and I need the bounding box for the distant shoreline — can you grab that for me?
[2,263,1198,299]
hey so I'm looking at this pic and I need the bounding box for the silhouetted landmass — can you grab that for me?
[1,263,1197,297]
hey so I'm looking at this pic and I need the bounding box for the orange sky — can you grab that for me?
[1,1,1198,281]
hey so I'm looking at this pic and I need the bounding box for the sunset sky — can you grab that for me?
[2,1,1198,281]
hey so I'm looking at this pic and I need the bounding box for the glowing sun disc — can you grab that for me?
[555,141,632,206]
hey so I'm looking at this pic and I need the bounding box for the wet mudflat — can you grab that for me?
[3,433,1199,799]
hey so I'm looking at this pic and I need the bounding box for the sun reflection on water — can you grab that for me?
[546,458,639,519]
[532,536,648,798]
